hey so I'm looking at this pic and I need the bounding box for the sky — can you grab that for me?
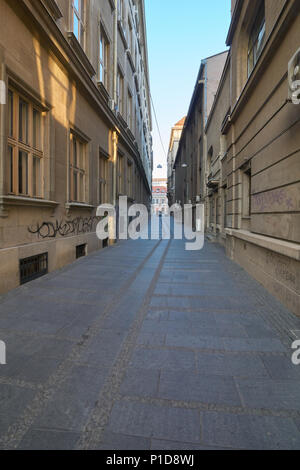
[144,0,232,178]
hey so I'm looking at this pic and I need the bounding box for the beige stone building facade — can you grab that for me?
[174,0,300,316]
[0,0,153,293]
[167,116,185,207]
[174,51,228,219]
[224,0,300,316]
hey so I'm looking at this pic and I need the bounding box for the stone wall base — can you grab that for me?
[0,233,103,295]
[226,234,300,317]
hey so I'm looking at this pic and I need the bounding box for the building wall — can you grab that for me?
[205,56,231,245]
[167,117,185,206]
[173,0,300,316]
[174,52,228,212]
[0,0,152,294]
[211,0,300,315]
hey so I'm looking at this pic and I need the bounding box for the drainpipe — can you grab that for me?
[113,0,118,107]
[112,130,118,207]
[202,59,208,230]
[0,47,8,218]
[112,0,118,208]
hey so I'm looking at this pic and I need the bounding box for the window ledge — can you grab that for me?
[65,202,95,211]
[41,0,63,20]
[97,81,111,104]
[126,127,135,142]
[0,196,59,218]
[134,73,140,93]
[225,229,300,261]
[118,20,128,49]
[117,112,129,131]
[67,32,96,78]
[0,195,59,212]
[127,50,136,73]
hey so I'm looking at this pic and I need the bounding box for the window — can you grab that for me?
[117,0,123,20]
[248,3,265,76]
[99,152,108,204]
[242,168,251,217]
[216,196,221,226]
[209,197,214,224]
[7,88,44,197]
[127,90,132,129]
[8,90,13,137]
[99,28,109,90]
[70,132,87,202]
[223,188,227,228]
[128,17,133,52]
[116,69,124,114]
[117,153,124,195]
[72,0,85,47]
[127,160,132,198]
[118,0,126,25]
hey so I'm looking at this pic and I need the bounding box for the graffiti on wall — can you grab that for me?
[266,251,296,287]
[252,188,295,212]
[28,216,101,239]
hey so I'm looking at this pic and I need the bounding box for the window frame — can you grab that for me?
[117,152,125,196]
[247,2,266,77]
[71,0,86,48]
[116,68,124,114]
[7,87,44,198]
[127,88,133,129]
[99,150,109,204]
[69,131,87,203]
[99,27,110,91]
[127,159,133,198]
[242,168,252,218]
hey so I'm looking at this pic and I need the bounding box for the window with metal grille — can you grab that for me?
[20,253,48,285]
[76,244,86,259]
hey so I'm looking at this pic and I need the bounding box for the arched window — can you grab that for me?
[248,2,266,77]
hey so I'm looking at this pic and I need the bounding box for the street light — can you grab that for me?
[181,164,189,205]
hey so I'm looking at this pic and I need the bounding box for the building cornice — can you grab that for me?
[67,32,96,78]
[42,0,63,20]
[226,0,243,46]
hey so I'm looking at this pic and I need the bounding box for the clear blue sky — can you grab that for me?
[145,0,231,177]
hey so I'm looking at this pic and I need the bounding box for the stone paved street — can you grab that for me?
[0,235,300,450]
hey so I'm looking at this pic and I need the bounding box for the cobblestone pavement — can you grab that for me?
[0,233,300,450]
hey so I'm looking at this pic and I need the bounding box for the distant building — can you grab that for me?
[167,117,186,206]
[152,178,168,215]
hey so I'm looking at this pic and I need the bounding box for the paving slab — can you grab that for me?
[0,236,299,449]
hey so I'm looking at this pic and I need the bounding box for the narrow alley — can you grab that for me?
[0,234,300,450]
